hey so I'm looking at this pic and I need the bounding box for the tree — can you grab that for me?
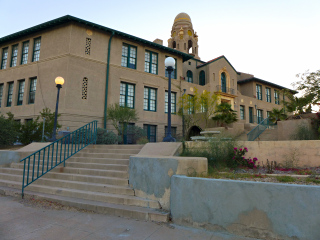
[0,113,20,146]
[293,69,320,106]
[107,103,139,143]
[282,89,313,115]
[39,107,61,140]
[178,88,220,137]
[268,108,287,124]
[211,102,238,128]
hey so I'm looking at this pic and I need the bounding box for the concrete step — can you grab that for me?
[81,148,141,154]
[0,168,128,186]
[0,180,160,209]
[34,152,133,159]
[68,157,129,165]
[18,161,128,171]
[0,174,133,195]
[10,163,128,178]
[89,144,144,150]
[0,186,168,222]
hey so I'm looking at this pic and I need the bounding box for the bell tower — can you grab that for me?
[168,12,200,59]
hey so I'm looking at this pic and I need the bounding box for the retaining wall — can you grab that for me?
[171,176,320,240]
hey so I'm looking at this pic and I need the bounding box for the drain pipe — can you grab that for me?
[104,31,115,129]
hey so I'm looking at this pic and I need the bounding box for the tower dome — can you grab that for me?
[173,12,193,28]
[168,12,200,59]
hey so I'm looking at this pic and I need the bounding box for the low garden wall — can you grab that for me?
[129,155,207,210]
[186,140,320,167]
[171,176,320,240]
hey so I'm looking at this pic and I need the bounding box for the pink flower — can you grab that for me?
[234,147,237,150]
[240,148,242,151]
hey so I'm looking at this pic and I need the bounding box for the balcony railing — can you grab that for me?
[216,85,235,95]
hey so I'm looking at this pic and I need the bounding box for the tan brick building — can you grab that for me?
[0,13,293,142]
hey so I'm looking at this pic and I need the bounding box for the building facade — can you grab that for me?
[0,13,293,142]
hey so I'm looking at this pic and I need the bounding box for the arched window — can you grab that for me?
[199,71,205,86]
[188,40,192,54]
[221,72,226,92]
[187,70,193,83]
[172,41,176,49]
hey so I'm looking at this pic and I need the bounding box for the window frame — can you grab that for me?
[10,44,18,67]
[28,78,37,104]
[17,80,25,106]
[120,82,135,109]
[187,94,195,114]
[143,124,157,142]
[121,43,137,69]
[187,70,193,83]
[144,50,158,74]
[256,84,262,100]
[240,105,245,120]
[144,87,157,112]
[1,47,8,69]
[32,37,41,62]
[257,109,263,124]
[6,82,14,107]
[21,41,29,65]
[199,70,205,86]
[165,126,177,138]
[0,84,3,108]
[266,87,271,103]
[274,90,280,105]
[165,91,176,114]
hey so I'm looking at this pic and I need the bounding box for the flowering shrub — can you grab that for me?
[233,147,258,169]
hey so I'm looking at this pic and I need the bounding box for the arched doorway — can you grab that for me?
[187,125,202,141]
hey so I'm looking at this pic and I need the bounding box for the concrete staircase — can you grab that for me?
[0,144,169,222]
[255,128,279,141]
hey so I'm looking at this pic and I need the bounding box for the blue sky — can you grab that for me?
[1,0,319,89]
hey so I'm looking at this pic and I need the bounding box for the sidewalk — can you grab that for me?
[0,195,259,240]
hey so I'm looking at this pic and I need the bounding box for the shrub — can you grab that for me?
[126,126,147,144]
[96,128,120,144]
[276,176,296,183]
[233,147,258,169]
[19,118,42,145]
[291,123,316,140]
[0,114,20,146]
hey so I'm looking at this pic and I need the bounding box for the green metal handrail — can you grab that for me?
[247,117,270,141]
[20,120,98,198]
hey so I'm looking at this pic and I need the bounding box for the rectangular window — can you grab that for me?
[0,84,3,107]
[165,57,177,79]
[256,84,262,100]
[28,78,37,104]
[32,37,41,62]
[143,124,157,142]
[1,47,8,69]
[144,87,157,111]
[274,90,280,104]
[257,109,263,124]
[10,45,18,67]
[249,107,254,123]
[7,82,14,107]
[17,80,25,105]
[121,44,136,69]
[266,87,271,103]
[187,95,195,114]
[120,82,135,108]
[267,111,271,118]
[240,105,245,120]
[144,51,158,74]
[165,91,176,114]
[165,126,177,138]
[21,41,29,65]
[119,122,135,144]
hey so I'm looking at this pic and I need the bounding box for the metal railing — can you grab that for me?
[247,117,270,141]
[20,120,98,198]
[216,85,235,95]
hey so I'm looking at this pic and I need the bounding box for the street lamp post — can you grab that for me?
[51,76,65,142]
[163,57,176,142]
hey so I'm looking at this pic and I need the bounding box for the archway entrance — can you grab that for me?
[187,126,202,141]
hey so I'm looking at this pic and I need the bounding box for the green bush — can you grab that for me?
[19,118,42,145]
[181,134,238,168]
[291,124,316,140]
[96,128,120,144]
[0,114,20,146]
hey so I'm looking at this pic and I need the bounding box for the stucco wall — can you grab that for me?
[128,155,207,210]
[171,176,320,240]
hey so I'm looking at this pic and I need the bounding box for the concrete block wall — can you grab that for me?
[171,176,320,240]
